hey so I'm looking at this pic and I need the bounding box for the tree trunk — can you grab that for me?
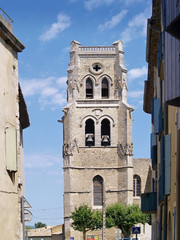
[123,229,131,238]
[83,230,86,240]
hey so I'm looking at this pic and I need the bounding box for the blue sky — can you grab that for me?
[1,0,151,226]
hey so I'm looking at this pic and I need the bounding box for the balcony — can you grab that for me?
[141,192,157,213]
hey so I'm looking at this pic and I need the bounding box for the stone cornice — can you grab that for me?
[0,21,25,52]
[63,166,133,170]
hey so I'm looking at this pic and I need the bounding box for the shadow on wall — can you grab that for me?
[144,165,152,193]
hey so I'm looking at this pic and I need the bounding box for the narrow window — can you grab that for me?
[85,119,95,146]
[101,119,110,146]
[93,176,103,206]
[102,78,109,98]
[86,78,93,98]
[133,175,141,197]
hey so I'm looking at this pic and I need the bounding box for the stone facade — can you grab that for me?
[62,40,151,240]
[0,10,30,240]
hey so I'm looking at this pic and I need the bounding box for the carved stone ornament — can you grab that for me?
[63,139,79,156]
[68,79,79,92]
[63,141,75,156]
[117,142,133,157]
[89,63,104,75]
[114,77,127,94]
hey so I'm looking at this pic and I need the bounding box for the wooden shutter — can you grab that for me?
[153,98,161,134]
[6,128,17,171]
[159,136,165,203]
[165,134,171,195]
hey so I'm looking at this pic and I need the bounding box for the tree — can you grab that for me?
[71,205,102,240]
[34,222,47,228]
[106,203,150,237]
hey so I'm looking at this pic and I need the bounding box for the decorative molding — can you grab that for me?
[80,74,97,86]
[67,78,79,93]
[117,142,133,157]
[63,139,79,156]
[114,77,127,94]
[89,63,104,75]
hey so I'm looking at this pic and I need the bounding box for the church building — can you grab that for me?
[62,40,151,240]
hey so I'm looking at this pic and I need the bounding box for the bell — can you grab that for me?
[102,135,109,143]
[86,134,94,142]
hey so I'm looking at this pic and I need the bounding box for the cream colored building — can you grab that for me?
[141,1,180,240]
[0,9,30,240]
[62,40,151,240]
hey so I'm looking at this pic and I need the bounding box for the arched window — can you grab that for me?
[85,119,95,146]
[93,175,103,206]
[86,78,93,98]
[133,175,141,197]
[102,78,109,98]
[101,119,110,146]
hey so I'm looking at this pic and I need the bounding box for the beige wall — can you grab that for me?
[0,17,25,240]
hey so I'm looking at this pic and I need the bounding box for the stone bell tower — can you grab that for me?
[62,40,134,240]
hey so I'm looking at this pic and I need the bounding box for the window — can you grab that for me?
[133,175,141,197]
[86,78,93,98]
[101,119,110,146]
[93,175,103,206]
[102,78,109,98]
[85,119,95,146]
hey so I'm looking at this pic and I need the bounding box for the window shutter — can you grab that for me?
[165,134,171,195]
[6,128,17,171]
[151,98,154,123]
[157,32,162,77]
[153,98,161,134]
[159,136,165,203]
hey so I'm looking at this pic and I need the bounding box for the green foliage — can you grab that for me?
[92,210,103,230]
[71,205,102,240]
[25,226,33,229]
[34,222,47,228]
[106,203,150,237]
[71,205,93,232]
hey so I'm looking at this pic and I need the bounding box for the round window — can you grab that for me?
[89,63,103,75]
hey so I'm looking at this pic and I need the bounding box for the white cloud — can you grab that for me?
[127,65,147,82]
[120,7,151,44]
[56,77,67,86]
[98,10,128,31]
[128,90,143,98]
[25,153,60,169]
[120,0,145,5]
[39,13,71,42]
[20,76,67,109]
[84,0,114,10]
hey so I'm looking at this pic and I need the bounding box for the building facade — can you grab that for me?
[0,9,30,240]
[27,225,63,240]
[141,0,180,240]
[62,40,151,240]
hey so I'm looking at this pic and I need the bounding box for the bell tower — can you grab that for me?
[62,40,134,240]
